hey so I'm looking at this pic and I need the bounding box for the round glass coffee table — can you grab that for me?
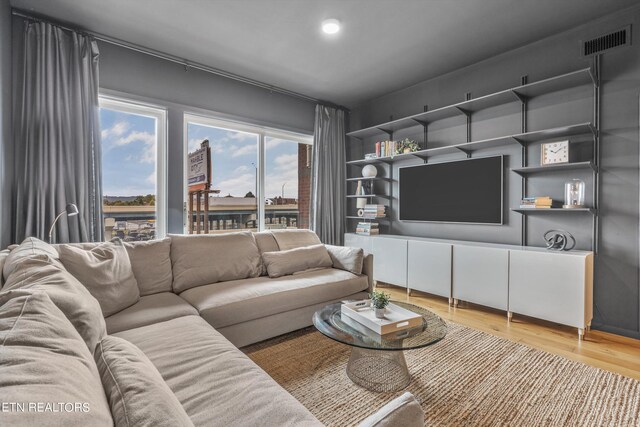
[313,301,447,392]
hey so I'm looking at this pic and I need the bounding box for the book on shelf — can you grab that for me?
[519,196,561,208]
[356,221,379,235]
[363,204,387,219]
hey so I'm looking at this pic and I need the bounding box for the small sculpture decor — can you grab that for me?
[370,290,391,319]
[362,164,378,178]
[563,179,585,208]
[544,229,576,251]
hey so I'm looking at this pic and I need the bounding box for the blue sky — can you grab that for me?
[100,108,301,199]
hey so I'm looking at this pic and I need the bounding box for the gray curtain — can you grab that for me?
[14,21,102,243]
[310,105,346,245]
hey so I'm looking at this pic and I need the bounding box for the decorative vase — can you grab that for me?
[375,308,386,319]
[563,179,585,208]
[362,164,378,178]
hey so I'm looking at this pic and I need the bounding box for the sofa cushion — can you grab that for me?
[356,392,425,427]
[0,291,113,426]
[95,335,194,427]
[0,248,10,288]
[2,254,107,352]
[3,236,59,279]
[325,244,365,275]
[105,292,198,334]
[114,316,322,427]
[262,244,333,278]
[124,238,173,296]
[170,232,262,293]
[180,268,369,328]
[253,231,280,275]
[59,239,140,317]
[271,229,321,250]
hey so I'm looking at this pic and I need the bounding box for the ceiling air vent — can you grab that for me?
[582,25,631,57]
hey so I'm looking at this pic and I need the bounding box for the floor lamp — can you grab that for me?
[48,203,79,243]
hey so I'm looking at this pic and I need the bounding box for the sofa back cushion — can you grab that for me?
[2,254,107,352]
[0,291,113,426]
[3,236,59,279]
[58,239,140,317]
[0,249,9,288]
[170,232,262,293]
[271,229,322,251]
[253,231,280,276]
[124,238,173,296]
[95,335,194,427]
[261,244,333,278]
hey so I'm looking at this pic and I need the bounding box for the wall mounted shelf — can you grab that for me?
[511,161,597,176]
[345,177,391,182]
[512,208,596,215]
[346,122,595,166]
[346,216,389,221]
[346,67,595,140]
[345,194,390,199]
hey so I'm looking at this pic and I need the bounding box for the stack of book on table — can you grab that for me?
[363,204,387,219]
[356,222,379,235]
[519,196,560,209]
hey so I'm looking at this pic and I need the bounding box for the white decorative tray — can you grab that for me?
[341,300,423,335]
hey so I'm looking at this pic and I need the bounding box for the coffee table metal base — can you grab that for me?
[346,347,411,392]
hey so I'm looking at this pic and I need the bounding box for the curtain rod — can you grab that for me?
[11,8,348,111]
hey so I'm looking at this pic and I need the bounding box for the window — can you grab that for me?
[184,114,312,233]
[99,97,167,241]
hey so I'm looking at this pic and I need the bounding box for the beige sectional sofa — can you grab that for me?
[0,230,424,426]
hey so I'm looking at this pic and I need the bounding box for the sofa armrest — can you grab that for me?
[362,253,374,293]
[356,392,424,427]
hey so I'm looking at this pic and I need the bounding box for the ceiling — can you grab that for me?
[10,0,639,107]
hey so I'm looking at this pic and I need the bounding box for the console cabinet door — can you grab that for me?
[407,241,452,298]
[452,245,508,310]
[509,250,592,328]
[344,234,372,253]
[371,237,407,287]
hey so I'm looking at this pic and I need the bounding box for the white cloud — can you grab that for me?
[112,131,156,164]
[146,171,156,185]
[233,165,251,174]
[216,173,255,197]
[227,131,255,142]
[101,121,130,140]
[231,144,257,158]
[273,153,298,168]
[266,138,295,148]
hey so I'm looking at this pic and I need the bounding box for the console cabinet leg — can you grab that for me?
[578,328,585,340]
[507,311,513,322]
[453,298,459,308]
[448,297,453,306]
[407,288,412,297]
[586,323,591,332]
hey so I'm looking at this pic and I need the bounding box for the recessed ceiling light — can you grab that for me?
[322,19,340,35]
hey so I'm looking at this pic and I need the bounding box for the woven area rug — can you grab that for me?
[243,323,640,427]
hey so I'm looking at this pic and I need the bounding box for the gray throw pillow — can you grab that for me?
[124,238,173,296]
[59,238,140,317]
[262,244,333,278]
[95,335,194,427]
[0,291,113,426]
[325,244,365,275]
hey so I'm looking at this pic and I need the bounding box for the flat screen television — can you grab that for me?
[399,156,503,224]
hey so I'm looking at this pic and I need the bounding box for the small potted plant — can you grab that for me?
[370,290,391,319]
[396,138,420,154]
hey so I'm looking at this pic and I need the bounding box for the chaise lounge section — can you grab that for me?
[0,231,424,426]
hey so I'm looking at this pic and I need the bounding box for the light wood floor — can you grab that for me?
[379,285,640,381]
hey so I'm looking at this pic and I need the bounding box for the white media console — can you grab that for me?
[345,233,594,339]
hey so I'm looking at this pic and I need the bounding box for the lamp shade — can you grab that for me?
[66,203,79,216]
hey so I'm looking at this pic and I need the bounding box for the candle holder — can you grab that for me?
[563,179,585,208]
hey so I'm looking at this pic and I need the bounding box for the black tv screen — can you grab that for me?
[399,156,503,224]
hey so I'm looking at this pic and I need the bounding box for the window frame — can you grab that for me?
[183,113,313,232]
[99,95,168,238]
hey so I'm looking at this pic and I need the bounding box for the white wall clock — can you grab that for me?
[541,140,569,165]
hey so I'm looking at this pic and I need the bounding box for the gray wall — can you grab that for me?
[0,1,11,248]
[96,40,316,234]
[350,6,640,339]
